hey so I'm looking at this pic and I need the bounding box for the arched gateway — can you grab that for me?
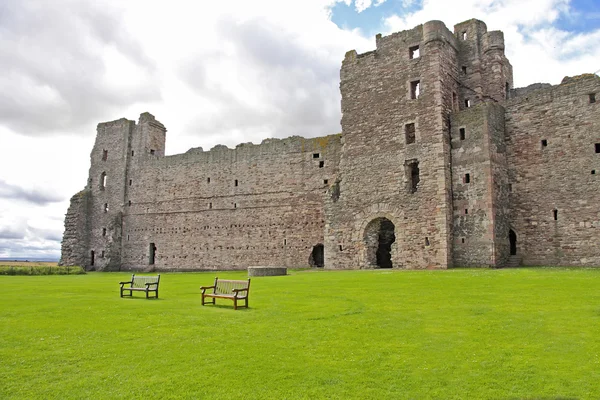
[364,217,396,268]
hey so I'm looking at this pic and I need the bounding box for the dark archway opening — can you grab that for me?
[149,243,156,265]
[309,244,324,268]
[509,229,517,256]
[364,218,396,268]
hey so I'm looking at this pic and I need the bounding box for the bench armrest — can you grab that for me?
[200,285,216,290]
[145,282,159,287]
[119,281,133,285]
[232,288,249,297]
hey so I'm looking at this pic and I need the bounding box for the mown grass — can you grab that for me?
[0,264,85,275]
[1,268,600,399]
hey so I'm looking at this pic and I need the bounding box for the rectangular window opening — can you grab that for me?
[102,228,106,236]
[459,128,466,140]
[131,150,135,156]
[284,239,287,246]
[464,173,470,184]
[234,179,238,187]
[207,177,211,183]
[313,153,320,159]
[234,203,237,209]
[102,150,108,161]
[319,161,324,168]
[461,66,467,74]
[553,209,558,221]
[128,200,131,207]
[150,149,155,155]
[405,123,416,144]
[339,244,343,251]
[410,80,421,99]
[590,93,596,104]
[508,183,513,192]
[592,170,596,175]
[595,143,600,153]
[409,45,420,59]
[465,209,469,215]
[425,237,430,246]
[462,31,467,40]
[541,139,548,148]
[129,179,132,186]
[465,99,471,108]
[209,202,212,209]
[461,238,465,243]
[324,179,329,185]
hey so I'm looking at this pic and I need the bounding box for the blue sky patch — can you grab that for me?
[330,0,423,36]
[553,0,600,34]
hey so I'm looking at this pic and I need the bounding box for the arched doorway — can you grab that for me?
[364,217,396,268]
[309,244,324,268]
[509,229,517,256]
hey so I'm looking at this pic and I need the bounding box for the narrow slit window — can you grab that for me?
[234,203,237,209]
[553,209,558,221]
[207,177,211,183]
[131,150,134,156]
[100,172,107,190]
[102,228,106,237]
[461,238,465,243]
[459,128,466,140]
[209,202,212,209]
[103,203,109,213]
[465,209,469,215]
[128,200,131,206]
[465,99,471,108]
[462,66,467,74]
[464,173,470,184]
[284,239,287,246]
[590,93,596,104]
[409,45,420,59]
[541,139,548,148]
[102,150,108,161]
[462,31,467,40]
[339,245,343,251]
[129,179,132,186]
[406,160,420,193]
[319,161,324,168]
[405,123,416,144]
[425,237,430,246]
[410,80,421,99]
[234,179,238,187]
[595,143,600,153]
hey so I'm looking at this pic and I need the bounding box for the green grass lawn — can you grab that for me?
[1,268,600,399]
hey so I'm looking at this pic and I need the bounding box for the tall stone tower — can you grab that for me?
[324,19,513,269]
[59,113,166,270]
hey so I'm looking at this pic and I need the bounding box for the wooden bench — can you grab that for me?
[119,274,160,299]
[200,277,250,310]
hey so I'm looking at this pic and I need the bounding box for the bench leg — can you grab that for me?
[234,298,238,310]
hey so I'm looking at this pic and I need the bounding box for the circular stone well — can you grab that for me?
[248,266,287,277]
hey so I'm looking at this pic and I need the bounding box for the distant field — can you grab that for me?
[0,261,58,267]
[1,268,600,399]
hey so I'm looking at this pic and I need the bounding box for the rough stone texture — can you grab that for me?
[248,266,287,277]
[60,18,600,270]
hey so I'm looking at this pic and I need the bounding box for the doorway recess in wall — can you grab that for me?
[364,217,396,268]
[509,229,517,256]
[309,244,324,268]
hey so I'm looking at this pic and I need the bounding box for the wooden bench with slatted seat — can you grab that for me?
[119,274,160,299]
[200,277,250,310]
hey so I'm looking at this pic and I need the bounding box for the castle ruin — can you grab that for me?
[60,19,600,271]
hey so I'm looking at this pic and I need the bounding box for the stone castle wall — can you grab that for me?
[60,18,600,270]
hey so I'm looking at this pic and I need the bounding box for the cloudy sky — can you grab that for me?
[0,0,598,260]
